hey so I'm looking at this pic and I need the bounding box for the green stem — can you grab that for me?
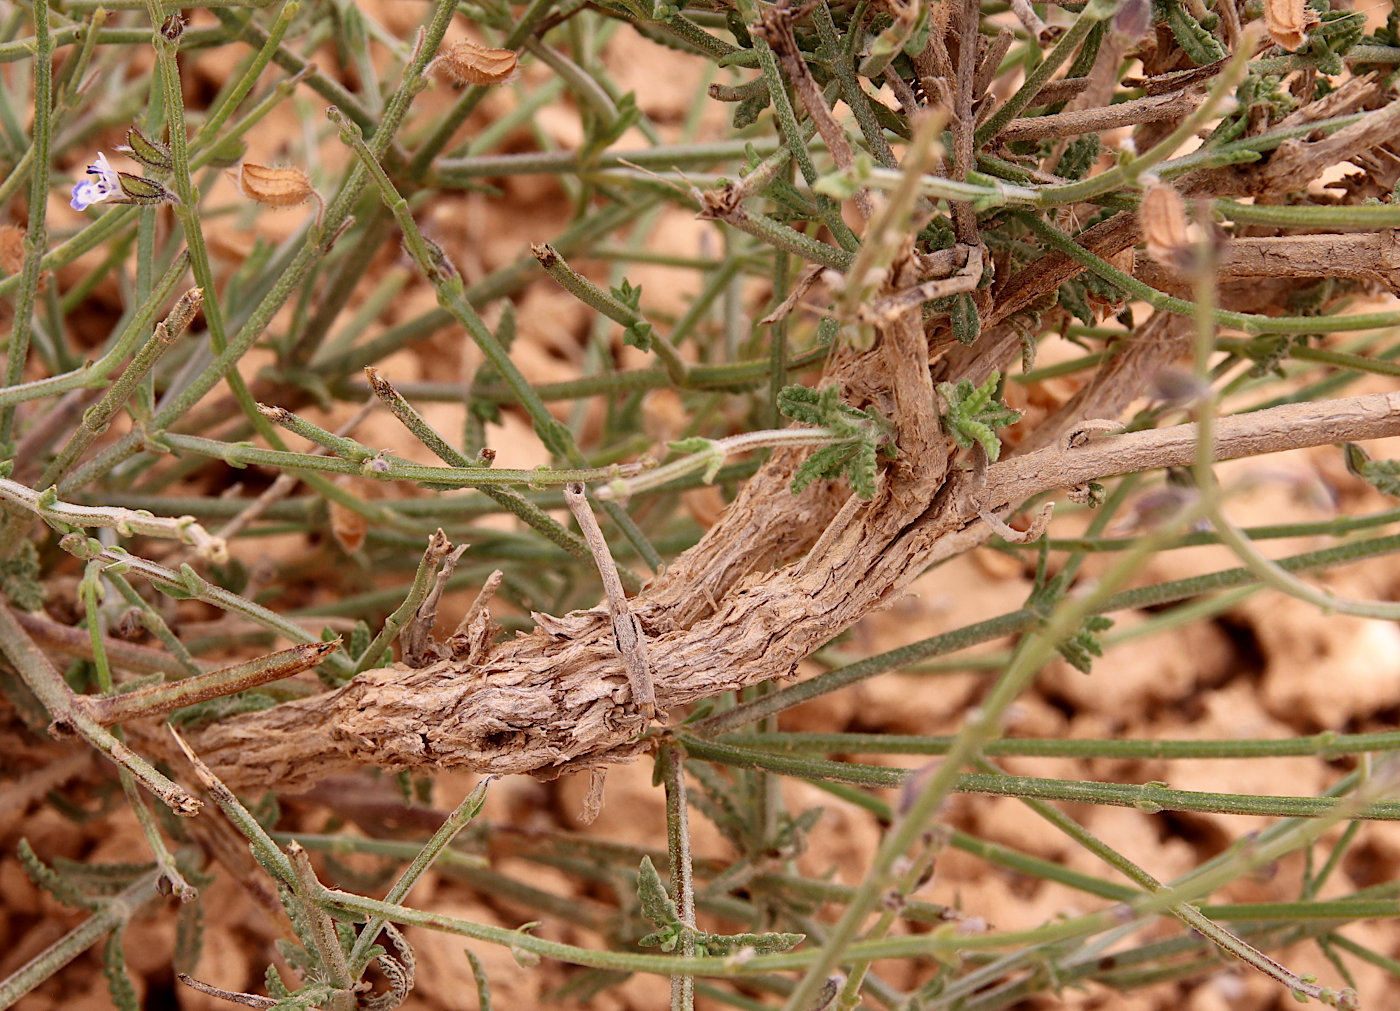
[533,243,690,384]
[1,0,53,450]
[0,605,201,815]
[58,0,459,497]
[661,744,697,1011]
[691,528,1400,736]
[408,0,557,174]
[57,532,353,676]
[192,0,300,146]
[719,727,1400,761]
[347,778,493,972]
[1031,37,1254,207]
[0,870,163,1008]
[40,283,201,488]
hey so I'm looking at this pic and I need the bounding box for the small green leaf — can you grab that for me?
[0,539,45,611]
[669,437,726,483]
[637,856,681,927]
[510,921,543,966]
[1056,615,1115,673]
[778,385,892,498]
[1344,442,1400,497]
[1057,134,1100,181]
[950,292,980,346]
[103,932,141,1011]
[936,371,1022,461]
[622,321,653,351]
[175,896,205,973]
[1158,0,1226,64]
[733,92,767,129]
[18,838,99,909]
[466,948,494,1011]
[638,923,685,951]
[265,963,293,998]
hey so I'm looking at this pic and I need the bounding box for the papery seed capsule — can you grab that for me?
[1139,182,1191,268]
[235,163,316,209]
[433,38,519,86]
[1264,0,1319,51]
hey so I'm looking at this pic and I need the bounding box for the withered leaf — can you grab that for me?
[328,477,369,553]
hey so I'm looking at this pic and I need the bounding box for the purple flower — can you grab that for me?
[70,153,120,211]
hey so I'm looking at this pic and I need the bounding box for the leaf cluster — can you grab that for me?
[778,384,894,498]
[635,857,804,957]
[934,371,1022,462]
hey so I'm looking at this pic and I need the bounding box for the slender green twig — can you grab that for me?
[974,0,1113,147]
[0,869,164,1008]
[1019,212,1400,336]
[690,531,1400,736]
[0,606,201,815]
[0,0,53,451]
[660,744,697,1011]
[347,777,493,972]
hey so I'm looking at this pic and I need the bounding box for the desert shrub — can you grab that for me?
[3,0,1400,1008]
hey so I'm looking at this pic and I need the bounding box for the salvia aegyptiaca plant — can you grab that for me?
[4,0,1400,1007]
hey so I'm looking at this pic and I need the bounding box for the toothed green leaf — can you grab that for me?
[936,371,1022,462]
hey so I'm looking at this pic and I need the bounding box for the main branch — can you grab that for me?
[189,391,1400,790]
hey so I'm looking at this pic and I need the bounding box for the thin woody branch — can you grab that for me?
[980,392,1400,512]
[190,391,1400,790]
[998,88,1204,142]
[1135,231,1400,293]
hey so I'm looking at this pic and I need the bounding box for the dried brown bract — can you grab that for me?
[432,38,519,86]
[328,477,369,554]
[234,163,316,209]
[232,163,324,227]
[0,223,23,276]
[1264,0,1319,52]
[1140,181,1191,269]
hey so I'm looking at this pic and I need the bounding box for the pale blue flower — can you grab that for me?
[70,153,120,211]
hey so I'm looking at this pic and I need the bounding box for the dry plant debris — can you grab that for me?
[3,0,1400,1008]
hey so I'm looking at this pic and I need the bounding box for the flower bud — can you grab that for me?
[117,172,179,206]
[117,125,173,172]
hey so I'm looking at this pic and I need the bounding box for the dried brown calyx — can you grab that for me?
[431,38,519,86]
[1139,181,1192,270]
[1264,0,1320,51]
[233,163,317,209]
